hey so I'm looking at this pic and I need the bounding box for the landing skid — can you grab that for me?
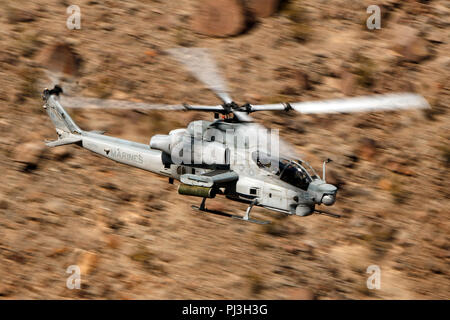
[231,216,270,225]
[314,209,341,218]
[191,198,270,224]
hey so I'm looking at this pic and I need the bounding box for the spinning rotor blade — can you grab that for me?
[60,96,187,110]
[232,110,254,122]
[251,93,429,114]
[40,67,223,111]
[291,93,430,114]
[39,69,84,96]
[43,70,61,89]
[183,105,225,112]
[167,48,233,105]
[60,96,231,112]
[39,50,250,119]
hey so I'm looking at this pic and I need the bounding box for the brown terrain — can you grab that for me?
[0,0,449,299]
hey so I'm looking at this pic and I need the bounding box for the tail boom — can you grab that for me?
[42,87,170,177]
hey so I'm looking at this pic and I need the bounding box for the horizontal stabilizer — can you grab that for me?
[45,136,82,147]
[89,130,106,135]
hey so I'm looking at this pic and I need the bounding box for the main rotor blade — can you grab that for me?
[252,93,429,114]
[232,110,254,122]
[184,105,225,112]
[167,47,233,104]
[59,95,229,112]
[60,96,187,110]
[40,71,223,111]
[252,93,430,113]
[291,93,430,114]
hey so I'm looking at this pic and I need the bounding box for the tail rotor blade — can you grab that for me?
[38,69,80,98]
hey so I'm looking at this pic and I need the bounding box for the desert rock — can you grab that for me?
[191,0,246,37]
[245,0,280,18]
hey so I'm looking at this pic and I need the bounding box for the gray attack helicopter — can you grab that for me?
[42,48,429,224]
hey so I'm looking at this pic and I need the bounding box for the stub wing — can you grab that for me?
[180,170,239,188]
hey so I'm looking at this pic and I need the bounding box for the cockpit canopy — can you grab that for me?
[252,151,319,190]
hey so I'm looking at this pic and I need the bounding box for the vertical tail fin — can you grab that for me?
[43,86,82,135]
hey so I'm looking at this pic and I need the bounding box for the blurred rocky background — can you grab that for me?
[0,0,448,299]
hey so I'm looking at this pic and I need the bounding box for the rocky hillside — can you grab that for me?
[0,0,448,299]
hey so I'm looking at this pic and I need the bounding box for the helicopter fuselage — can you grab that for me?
[80,118,337,217]
[43,94,337,221]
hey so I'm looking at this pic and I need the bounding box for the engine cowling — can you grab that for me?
[149,128,187,154]
[150,128,230,166]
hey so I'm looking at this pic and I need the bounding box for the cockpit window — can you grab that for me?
[278,159,311,190]
[295,159,319,180]
[252,151,318,190]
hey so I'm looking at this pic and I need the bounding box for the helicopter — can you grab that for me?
[41,48,430,224]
